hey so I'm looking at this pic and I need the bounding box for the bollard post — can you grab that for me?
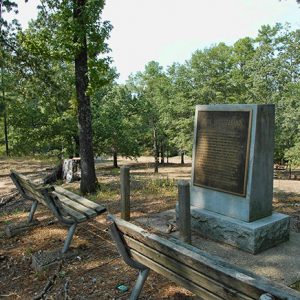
[120,166,130,221]
[178,180,191,244]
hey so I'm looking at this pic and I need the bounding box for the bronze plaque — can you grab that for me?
[193,110,251,196]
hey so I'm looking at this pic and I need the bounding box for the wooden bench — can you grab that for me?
[10,170,106,253]
[109,215,300,300]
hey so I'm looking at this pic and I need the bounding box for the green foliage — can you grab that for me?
[285,142,300,167]
[33,0,114,90]
[1,7,300,168]
[145,177,176,193]
[1,0,115,159]
[127,61,173,167]
[93,84,145,161]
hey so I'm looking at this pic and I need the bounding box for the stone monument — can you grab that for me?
[189,104,290,254]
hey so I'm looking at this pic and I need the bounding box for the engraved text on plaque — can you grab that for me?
[193,110,251,196]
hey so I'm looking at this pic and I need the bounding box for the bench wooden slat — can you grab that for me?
[124,236,253,300]
[60,203,87,222]
[53,191,97,218]
[11,172,48,206]
[54,186,106,213]
[23,188,47,206]
[131,249,222,300]
[112,216,300,300]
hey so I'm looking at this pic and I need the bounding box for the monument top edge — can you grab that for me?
[195,104,275,111]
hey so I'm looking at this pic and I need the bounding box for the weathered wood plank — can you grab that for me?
[11,171,48,206]
[124,236,253,300]
[11,171,43,192]
[54,186,106,213]
[111,216,300,300]
[53,192,97,218]
[5,220,40,238]
[61,204,87,222]
[130,250,222,300]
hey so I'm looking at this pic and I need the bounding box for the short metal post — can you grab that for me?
[120,166,130,221]
[28,200,38,223]
[178,180,191,244]
[62,223,77,254]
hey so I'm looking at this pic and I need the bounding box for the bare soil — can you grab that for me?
[0,156,300,299]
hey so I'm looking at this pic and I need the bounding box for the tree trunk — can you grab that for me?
[160,140,164,165]
[1,29,8,156]
[113,151,118,168]
[73,0,97,194]
[153,128,159,173]
[181,151,185,164]
[73,135,80,157]
[4,109,9,156]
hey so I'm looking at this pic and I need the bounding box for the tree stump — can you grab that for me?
[62,158,81,183]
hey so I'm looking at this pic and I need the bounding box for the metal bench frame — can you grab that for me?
[110,221,149,300]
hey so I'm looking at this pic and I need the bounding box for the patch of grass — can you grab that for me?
[56,168,178,212]
[24,247,34,256]
[0,155,58,165]
[110,168,120,176]
[290,280,300,291]
[0,211,8,217]
[144,177,176,193]
[34,271,47,281]
[55,179,63,186]
[58,270,66,278]
[89,183,119,202]
[11,208,23,215]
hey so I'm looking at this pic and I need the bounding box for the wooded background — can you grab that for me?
[1,1,300,192]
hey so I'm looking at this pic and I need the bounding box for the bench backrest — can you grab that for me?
[111,216,300,300]
[10,170,52,205]
[10,170,70,223]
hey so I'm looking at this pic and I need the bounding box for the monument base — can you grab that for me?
[187,207,290,254]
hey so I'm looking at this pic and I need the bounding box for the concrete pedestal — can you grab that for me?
[31,249,78,271]
[187,207,290,254]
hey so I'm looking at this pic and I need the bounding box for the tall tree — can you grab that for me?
[73,0,97,193]
[35,0,113,193]
[0,8,78,156]
[0,0,19,156]
[128,61,170,172]
[1,0,113,193]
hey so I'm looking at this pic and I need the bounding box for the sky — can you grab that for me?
[11,0,300,83]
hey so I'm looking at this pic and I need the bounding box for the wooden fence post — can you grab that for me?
[178,180,191,244]
[120,166,130,221]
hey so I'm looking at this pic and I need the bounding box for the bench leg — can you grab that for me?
[28,200,38,223]
[130,268,150,300]
[110,222,150,299]
[62,223,77,254]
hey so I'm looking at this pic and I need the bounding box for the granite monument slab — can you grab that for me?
[183,104,290,254]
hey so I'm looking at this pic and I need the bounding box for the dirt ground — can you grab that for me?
[0,156,300,299]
